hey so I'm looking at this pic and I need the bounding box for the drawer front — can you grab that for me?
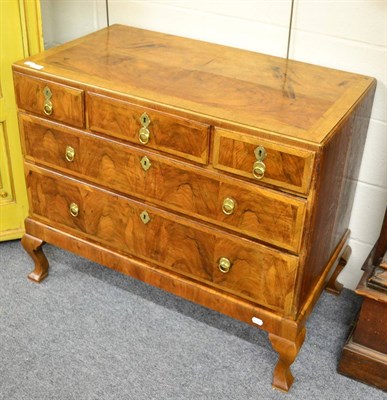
[213,128,315,195]
[21,115,306,253]
[13,72,84,128]
[26,166,299,314]
[87,92,210,164]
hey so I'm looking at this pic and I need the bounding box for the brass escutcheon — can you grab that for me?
[65,146,75,162]
[43,86,52,99]
[222,197,236,215]
[140,210,151,224]
[140,112,151,128]
[140,156,151,171]
[254,145,267,161]
[218,257,232,273]
[69,202,79,217]
[252,160,266,180]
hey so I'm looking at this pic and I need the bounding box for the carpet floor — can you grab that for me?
[0,239,385,400]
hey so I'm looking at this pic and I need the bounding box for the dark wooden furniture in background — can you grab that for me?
[13,25,376,392]
[338,209,387,391]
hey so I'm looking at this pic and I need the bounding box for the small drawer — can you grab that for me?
[87,92,210,164]
[213,128,315,195]
[21,115,306,253]
[26,166,299,315]
[13,72,84,128]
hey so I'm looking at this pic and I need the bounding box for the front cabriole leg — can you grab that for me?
[21,233,49,283]
[268,327,306,392]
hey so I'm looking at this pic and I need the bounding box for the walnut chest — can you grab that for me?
[13,25,376,392]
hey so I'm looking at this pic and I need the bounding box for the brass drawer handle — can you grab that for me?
[252,160,266,180]
[218,257,232,273]
[43,86,53,116]
[69,202,79,217]
[222,197,236,215]
[43,102,53,116]
[65,146,75,162]
[139,127,150,145]
[139,112,151,145]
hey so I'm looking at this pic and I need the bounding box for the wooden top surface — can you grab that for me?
[13,25,375,145]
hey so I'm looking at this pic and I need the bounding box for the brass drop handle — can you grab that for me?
[65,146,75,162]
[43,102,53,116]
[222,197,236,215]
[139,127,150,145]
[69,202,79,217]
[218,257,232,273]
[252,160,266,180]
[43,86,53,116]
[139,112,151,145]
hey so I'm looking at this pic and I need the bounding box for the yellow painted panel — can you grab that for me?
[0,121,14,203]
[0,0,43,241]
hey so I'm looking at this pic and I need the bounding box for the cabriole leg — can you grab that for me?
[268,327,306,392]
[21,233,49,283]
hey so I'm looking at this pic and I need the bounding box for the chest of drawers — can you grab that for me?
[13,25,376,392]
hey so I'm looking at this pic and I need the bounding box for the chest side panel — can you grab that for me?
[298,86,376,309]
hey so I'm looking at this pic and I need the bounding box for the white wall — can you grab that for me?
[41,0,387,290]
[41,0,107,48]
[289,0,387,288]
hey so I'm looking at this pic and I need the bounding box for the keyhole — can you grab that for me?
[140,210,150,224]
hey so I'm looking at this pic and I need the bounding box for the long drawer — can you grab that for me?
[21,114,306,253]
[26,165,299,314]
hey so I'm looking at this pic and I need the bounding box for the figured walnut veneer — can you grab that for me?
[13,25,376,393]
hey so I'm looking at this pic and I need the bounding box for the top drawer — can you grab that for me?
[213,128,315,195]
[87,92,210,164]
[13,73,85,128]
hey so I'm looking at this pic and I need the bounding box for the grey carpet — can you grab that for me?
[0,240,385,400]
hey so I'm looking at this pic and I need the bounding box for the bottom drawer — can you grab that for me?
[26,166,299,314]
